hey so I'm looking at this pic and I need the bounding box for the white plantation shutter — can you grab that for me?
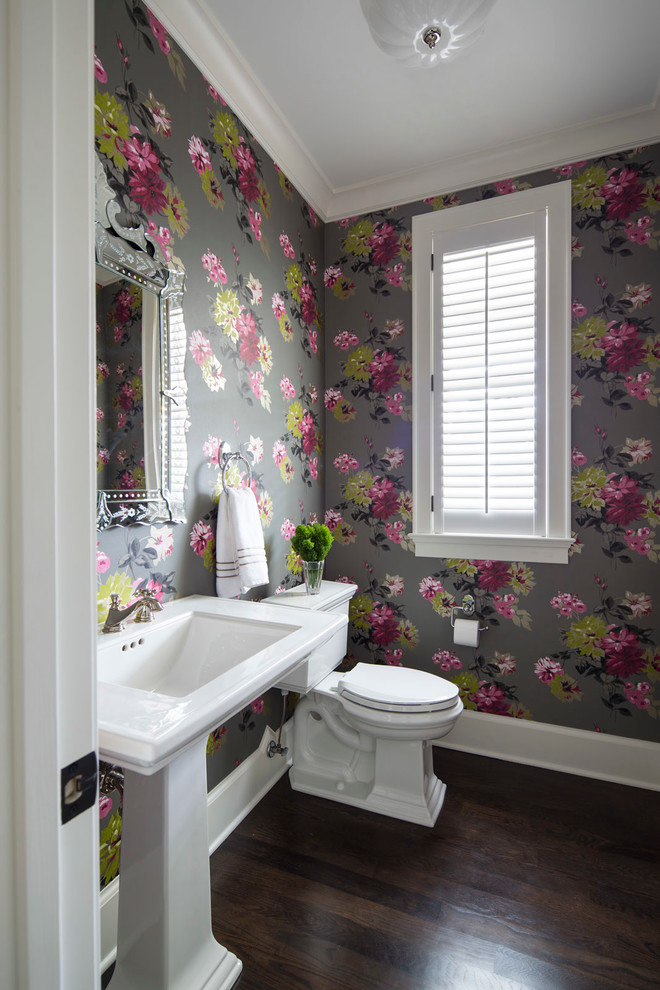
[438,231,544,536]
[412,182,573,564]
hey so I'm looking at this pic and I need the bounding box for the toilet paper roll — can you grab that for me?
[453,617,480,648]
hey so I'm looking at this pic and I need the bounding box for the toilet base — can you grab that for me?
[290,758,446,827]
[290,698,450,827]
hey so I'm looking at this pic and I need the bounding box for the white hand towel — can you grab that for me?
[215,487,268,597]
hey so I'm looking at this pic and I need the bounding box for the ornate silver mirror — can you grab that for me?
[95,153,188,529]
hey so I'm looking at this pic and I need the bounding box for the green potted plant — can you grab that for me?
[291,522,333,595]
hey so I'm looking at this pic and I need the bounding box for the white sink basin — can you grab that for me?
[97,594,346,773]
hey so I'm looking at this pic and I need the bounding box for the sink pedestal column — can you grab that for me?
[109,737,241,990]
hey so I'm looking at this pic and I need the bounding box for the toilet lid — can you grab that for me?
[338,663,460,713]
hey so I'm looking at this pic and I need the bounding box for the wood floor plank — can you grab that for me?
[210,750,660,990]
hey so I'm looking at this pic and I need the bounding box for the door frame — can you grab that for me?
[2,1,99,987]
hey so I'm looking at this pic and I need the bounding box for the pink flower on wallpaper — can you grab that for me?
[249,370,263,398]
[384,648,403,666]
[535,657,564,682]
[323,265,342,288]
[432,649,462,671]
[572,447,588,467]
[280,377,296,399]
[202,251,227,285]
[309,457,319,480]
[308,329,318,354]
[624,527,652,555]
[96,407,104,422]
[188,137,212,174]
[301,413,317,454]
[272,440,286,466]
[189,331,213,366]
[383,446,405,468]
[599,474,644,525]
[123,135,160,175]
[572,299,587,318]
[601,322,644,372]
[624,371,652,400]
[475,560,511,592]
[494,180,517,195]
[97,446,109,464]
[385,319,405,339]
[272,293,286,318]
[235,141,256,174]
[621,437,652,464]
[333,453,359,474]
[118,383,135,411]
[370,478,399,519]
[623,282,652,308]
[148,11,171,54]
[385,263,404,286]
[324,387,342,409]
[119,470,137,490]
[237,312,260,364]
[251,697,264,715]
[128,168,167,214]
[281,518,296,540]
[600,627,645,678]
[190,520,213,556]
[385,520,405,543]
[308,385,318,403]
[279,233,295,259]
[369,350,399,392]
[493,593,516,619]
[419,576,444,601]
[94,52,107,83]
[385,392,404,415]
[368,604,399,645]
[369,222,399,265]
[248,207,262,240]
[624,681,651,710]
[624,216,652,245]
[333,330,360,350]
[147,222,171,256]
[96,546,110,574]
[202,434,221,467]
[602,167,646,219]
[98,794,113,819]
[472,681,511,715]
[550,592,587,617]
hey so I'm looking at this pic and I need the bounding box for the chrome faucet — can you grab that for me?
[103,589,163,634]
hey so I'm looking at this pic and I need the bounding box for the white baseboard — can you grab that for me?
[434,709,660,791]
[100,724,292,975]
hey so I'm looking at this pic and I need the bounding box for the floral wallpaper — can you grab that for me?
[94,0,324,886]
[323,150,660,743]
[96,278,146,491]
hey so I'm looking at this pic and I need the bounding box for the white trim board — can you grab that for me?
[100,725,292,975]
[434,710,660,792]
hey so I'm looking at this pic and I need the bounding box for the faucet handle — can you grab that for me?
[110,593,122,607]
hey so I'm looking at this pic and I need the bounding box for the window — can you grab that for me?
[411,182,572,564]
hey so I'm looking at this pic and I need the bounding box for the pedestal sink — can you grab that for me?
[98,595,346,990]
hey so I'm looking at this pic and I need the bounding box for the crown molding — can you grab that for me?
[147,0,335,219]
[145,1,660,223]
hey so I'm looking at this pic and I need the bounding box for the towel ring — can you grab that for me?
[221,451,252,493]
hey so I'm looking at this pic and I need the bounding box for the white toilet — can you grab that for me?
[263,580,463,827]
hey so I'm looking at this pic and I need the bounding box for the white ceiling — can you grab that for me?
[151,0,660,219]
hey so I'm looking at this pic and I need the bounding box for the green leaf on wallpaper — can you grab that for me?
[99,811,122,887]
[168,50,186,89]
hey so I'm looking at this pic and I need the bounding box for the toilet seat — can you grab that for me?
[338,663,459,714]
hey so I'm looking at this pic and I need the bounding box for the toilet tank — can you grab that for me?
[262,580,357,693]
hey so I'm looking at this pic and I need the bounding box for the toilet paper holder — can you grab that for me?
[450,594,489,632]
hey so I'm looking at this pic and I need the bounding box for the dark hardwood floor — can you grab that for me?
[210,750,660,990]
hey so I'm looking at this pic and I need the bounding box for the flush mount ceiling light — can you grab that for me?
[359,0,497,68]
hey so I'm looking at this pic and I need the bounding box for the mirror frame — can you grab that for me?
[95,154,188,530]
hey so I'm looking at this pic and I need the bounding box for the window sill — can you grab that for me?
[410,532,573,565]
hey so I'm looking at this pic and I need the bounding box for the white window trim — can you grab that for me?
[411,182,573,565]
